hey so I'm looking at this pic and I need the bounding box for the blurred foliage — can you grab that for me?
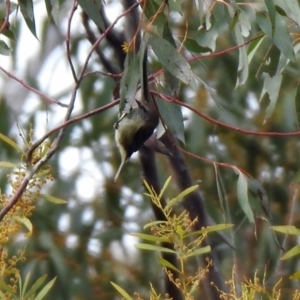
[0,0,300,299]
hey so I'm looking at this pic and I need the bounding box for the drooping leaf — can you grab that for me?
[156,97,185,144]
[77,0,104,30]
[294,80,300,128]
[119,51,140,114]
[247,35,264,64]
[285,0,300,27]
[257,11,295,61]
[260,53,288,122]
[19,0,37,38]
[163,22,181,93]
[196,19,218,52]
[148,33,193,84]
[142,0,166,35]
[264,0,276,32]
[236,169,254,223]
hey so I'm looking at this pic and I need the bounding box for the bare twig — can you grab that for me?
[0,66,68,108]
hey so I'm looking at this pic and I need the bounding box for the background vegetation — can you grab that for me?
[1,0,300,299]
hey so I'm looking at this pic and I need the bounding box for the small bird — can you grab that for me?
[114,46,158,181]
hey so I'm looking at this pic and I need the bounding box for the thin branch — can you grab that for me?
[26,99,119,162]
[153,91,300,137]
[0,66,68,107]
[66,1,79,84]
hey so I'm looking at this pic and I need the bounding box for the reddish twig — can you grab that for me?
[0,66,68,108]
[153,91,300,137]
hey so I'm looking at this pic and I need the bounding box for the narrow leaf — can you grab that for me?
[187,224,234,237]
[111,282,133,300]
[0,161,19,168]
[119,51,140,114]
[272,225,300,236]
[281,245,300,260]
[130,233,168,243]
[159,257,181,273]
[77,0,105,30]
[19,0,37,38]
[34,277,56,300]
[135,243,177,254]
[148,33,193,84]
[0,40,11,56]
[13,216,33,237]
[40,194,67,204]
[165,185,199,211]
[23,275,47,299]
[185,246,211,258]
[236,170,254,223]
[158,176,171,201]
[290,271,300,279]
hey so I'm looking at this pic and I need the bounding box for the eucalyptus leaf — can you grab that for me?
[236,169,254,223]
[19,0,37,38]
[77,0,104,30]
[148,33,193,84]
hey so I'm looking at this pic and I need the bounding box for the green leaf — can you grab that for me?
[143,220,167,230]
[186,224,234,237]
[163,22,181,93]
[264,0,276,32]
[165,184,199,211]
[281,245,300,260]
[119,51,140,114]
[290,271,300,279]
[0,161,19,168]
[272,225,300,236]
[156,98,185,144]
[257,11,295,61]
[291,167,300,185]
[178,37,211,54]
[148,33,193,84]
[236,169,254,223]
[111,282,133,300]
[0,40,11,56]
[77,0,105,30]
[294,80,300,128]
[0,132,24,153]
[21,272,31,299]
[142,0,166,35]
[285,0,300,27]
[260,53,288,121]
[34,277,56,300]
[19,0,37,38]
[247,35,264,64]
[39,194,67,204]
[135,243,177,254]
[158,257,181,273]
[13,216,33,237]
[130,233,168,243]
[0,277,15,294]
[196,20,218,52]
[158,176,171,200]
[185,246,211,258]
[23,274,47,299]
